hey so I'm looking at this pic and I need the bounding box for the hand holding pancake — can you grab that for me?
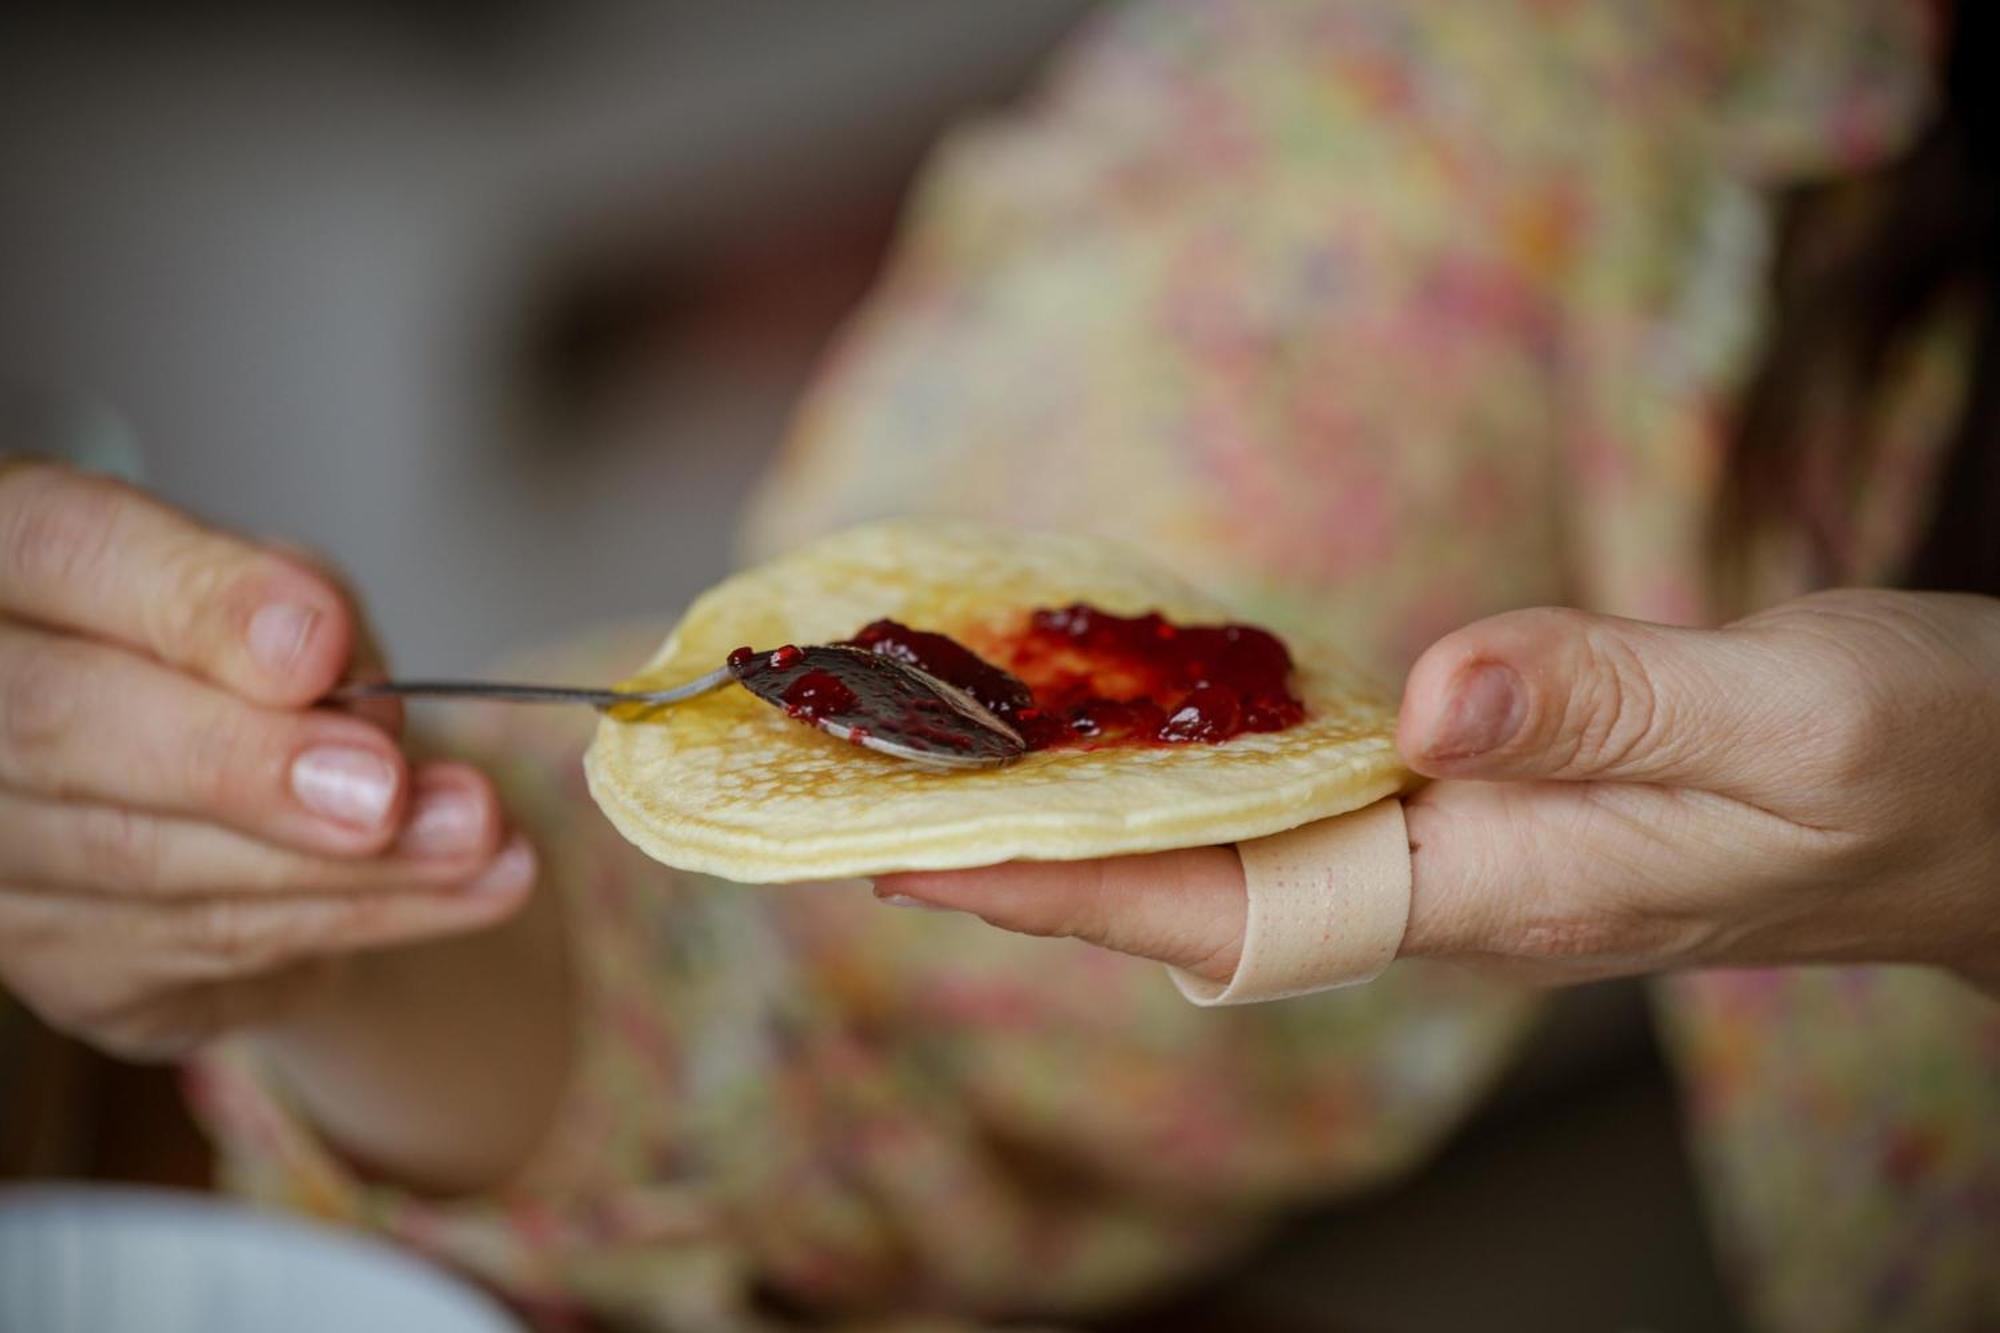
[880,590,2000,999]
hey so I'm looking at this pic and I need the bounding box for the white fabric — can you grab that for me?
[1171,797,1411,1006]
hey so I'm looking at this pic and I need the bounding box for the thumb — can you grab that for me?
[1398,607,1784,791]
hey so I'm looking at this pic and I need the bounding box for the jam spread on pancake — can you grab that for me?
[845,605,1304,751]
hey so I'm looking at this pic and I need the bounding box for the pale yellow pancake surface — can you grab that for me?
[585,521,1407,882]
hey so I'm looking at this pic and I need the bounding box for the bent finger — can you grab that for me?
[1398,778,1755,983]
[877,846,1246,981]
[0,623,410,855]
[0,461,354,706]
[0,835,536,984]
[0,764,506,897]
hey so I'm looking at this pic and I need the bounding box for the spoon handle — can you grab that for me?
[335,665,734,712]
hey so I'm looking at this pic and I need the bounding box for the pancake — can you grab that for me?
[584,520,1408,882]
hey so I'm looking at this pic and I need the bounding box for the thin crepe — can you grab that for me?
[585,521,1408,883]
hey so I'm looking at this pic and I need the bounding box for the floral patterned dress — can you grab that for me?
[191,2,1998,1330]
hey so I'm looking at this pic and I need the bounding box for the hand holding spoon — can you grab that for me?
[337,644,1027,771]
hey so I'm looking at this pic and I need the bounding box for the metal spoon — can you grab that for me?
[336,644,1027,771]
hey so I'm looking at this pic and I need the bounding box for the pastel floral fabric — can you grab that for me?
[190,2,1997,1330]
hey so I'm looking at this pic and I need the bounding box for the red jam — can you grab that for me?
[845,620,1034,720]
[779,667,860,722]
[726,643,1018,762]
[845,605,1304,751]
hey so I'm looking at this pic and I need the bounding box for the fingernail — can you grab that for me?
[466,837,537,896]
[1428,662,1527,760]
[290,746,398,828]
[876,891,956,913]
[249,602,320,677]
[397,782,485,858]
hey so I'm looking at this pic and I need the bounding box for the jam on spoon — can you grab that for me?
[725,643,1026,768]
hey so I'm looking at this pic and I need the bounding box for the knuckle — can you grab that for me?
[189,898,378,975]
[1792,651,1889,784]
[1043,892,1114,949]
[1807,702,1881,787]
[1561,628,1665,772]
[75,805,167,892]
[1401,788,1506,959]
[1743,600,1907,783]
[1514,910,1689,964]
[0,642,83,782]
[1179,930,1244,984]
[1514,915,1628,959]
[178,708,270,813]
[190,899,288,972]
[1034,866,1114,946]
[326,895,406,942]
[0,467,122,597]
[144,547,225,661]
[144,539,267,666]
[982,889,1095,947]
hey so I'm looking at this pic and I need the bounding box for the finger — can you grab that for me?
[266,539,402,735]
[174,834,537,979]
[0,461,353,706]
[390,763,505,861]
[0,834,537,984]
[0,623,409,854]
[0,765,505,896]
[1397,606,1808,794]
[62,962,338,1063]
[1398,778,1772,982]
[877,846,1246,981]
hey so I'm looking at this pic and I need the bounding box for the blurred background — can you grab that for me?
[0,0,1096,670]
[0,3,1736,1329]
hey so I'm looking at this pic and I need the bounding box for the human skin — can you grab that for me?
[5,457,1992,1206]
[879,592,2000,1001]
[0,461,571,1193]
